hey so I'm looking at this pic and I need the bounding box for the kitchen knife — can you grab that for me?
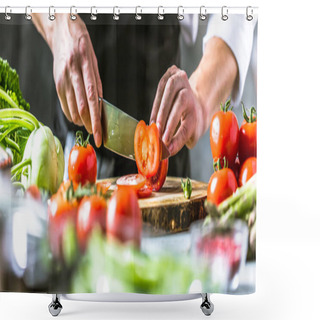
[100,98,170,161]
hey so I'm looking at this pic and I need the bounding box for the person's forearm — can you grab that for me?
[189,36,238,139]
[32,13,103,146]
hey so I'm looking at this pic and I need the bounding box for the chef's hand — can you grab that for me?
[150,37,238,157]
[150,65,205,157]
[33,14,102,147]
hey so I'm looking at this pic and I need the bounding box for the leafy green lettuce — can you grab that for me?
[0,57,31,164]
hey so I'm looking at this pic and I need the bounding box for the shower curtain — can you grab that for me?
[0,6,257,296]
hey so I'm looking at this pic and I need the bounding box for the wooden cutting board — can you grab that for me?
[103,177,208,234]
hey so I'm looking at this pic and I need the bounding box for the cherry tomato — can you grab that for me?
[107,187,142,247]
[145,158,168,192]
[48,193,78,259]
[116,174,146,191]
[134,120,161,178]
[239,157,257,187]
[239,105,257,163]
[77,195,107,252]
[210,99,239,166]
[137,185,153,199]
[68,131,97,186]
[207,166,238,206]
[25,185,41,201]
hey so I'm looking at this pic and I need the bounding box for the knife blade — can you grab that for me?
[100,98,170,161]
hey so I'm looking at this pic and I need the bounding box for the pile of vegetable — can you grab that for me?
[45,132,196,294]
[206,99,257,257]
[0,57,64,194]
[47,132,147,262]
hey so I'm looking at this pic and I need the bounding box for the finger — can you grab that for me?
[70,70,92,133]
[92,53,103,99]
[168,116,193,157]
[150,65,179,126]
[156,69,188,137]
[54,70,72,122]
[56,85,72,122]
[162,89,188,146]
[66,86,82,126]
[81,55,102,147]
[91,53,103,144]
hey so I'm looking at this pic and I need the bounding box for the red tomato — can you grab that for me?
[145,158,168,192]
[239,105,257,163]
[106,187,142,247]
[207,167,238,206]
[48,193,78,259]
[137,185,153,199]
[77,195,107,252]
[68,131,97,186]
[116,174,146,191]
[25,185,41,201]
[229,157,240,181]
[134,121,161,178]
[239,157,257,187]
[210,99,239,166]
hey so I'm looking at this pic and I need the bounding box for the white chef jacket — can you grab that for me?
[179,14,257,107]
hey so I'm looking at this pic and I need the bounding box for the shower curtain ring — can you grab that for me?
[90,6,97,20]
[221,6,228,21]
[157,6,164,20]
[48,6,55,21]
[113,6,120,21]
[25,6,32,21]
[177,6,184,21]
[199,6,207,21]
[135,6,142,20]
[70,6,77,21]
[246,6,253,21]
[4,6,11,21]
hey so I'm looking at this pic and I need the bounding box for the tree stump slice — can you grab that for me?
[103,177,208,234]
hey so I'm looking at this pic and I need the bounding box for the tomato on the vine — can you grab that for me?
[210,99,239,166]
[77,195,107,252]
[134,121,161,178]
[107,187,142,247]
[68,131,97,186]
[239,104,257,164]
[207,158,238,206]
[239,157,257,187]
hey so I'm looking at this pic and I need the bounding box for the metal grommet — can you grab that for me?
[70,6,77,21]
[135,6,142,21]
[177,6,184,21]
[157,6,164,21]
[200,6,207,21]
[246,6,253,21]
[48,6,55,21]
[4,6,11,21]
[113,6,120,21]
[25,6,32,21]
[90,6,97,21]
[221,6,228,21]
